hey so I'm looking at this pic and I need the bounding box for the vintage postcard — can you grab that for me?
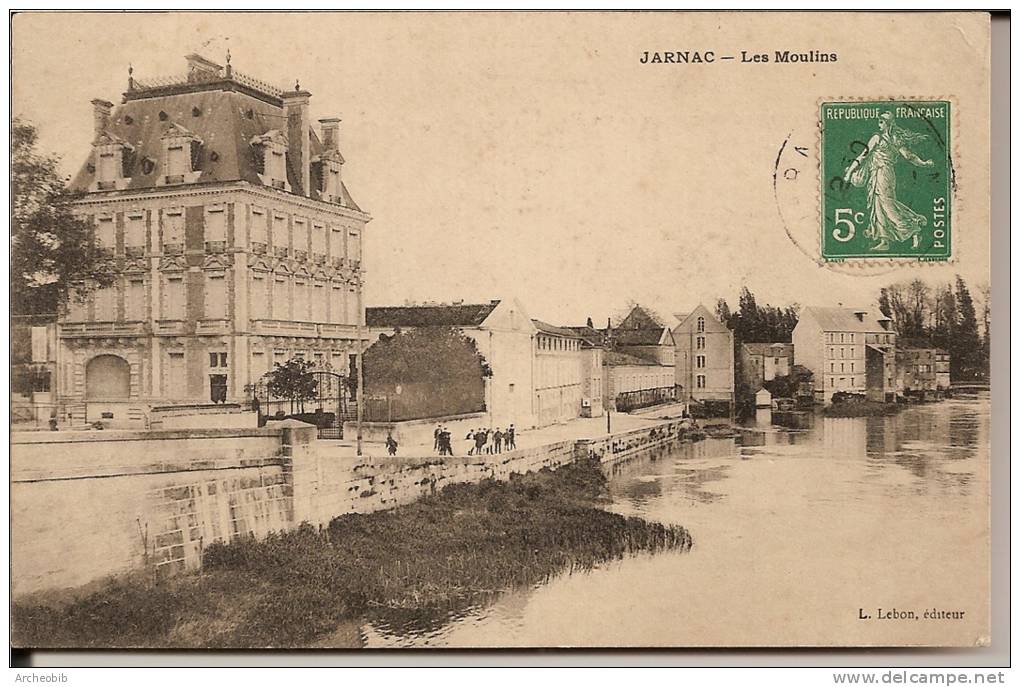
[10,11,992,650]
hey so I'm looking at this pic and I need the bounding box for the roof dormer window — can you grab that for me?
[90,134,134,192]
[316,149,344,204]
[158,122,203,186]
[250,130,289,191]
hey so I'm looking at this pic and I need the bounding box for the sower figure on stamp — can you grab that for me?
[842,111,934,251]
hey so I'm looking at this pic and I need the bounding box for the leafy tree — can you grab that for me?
[363,326,491,421]
[266,358,320,413]
[953,275,983,380]
[12,118,114,315]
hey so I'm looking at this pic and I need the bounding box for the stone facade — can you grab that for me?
[56,54,370,424]
[673,304,734,406]
[792,306,897,403]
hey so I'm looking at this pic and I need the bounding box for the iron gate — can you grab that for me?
[247,369,352,439]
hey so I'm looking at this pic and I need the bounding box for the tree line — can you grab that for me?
[878,277,989,381]
[715,278,990,382]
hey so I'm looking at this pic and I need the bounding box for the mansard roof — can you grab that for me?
[70,75,361,211]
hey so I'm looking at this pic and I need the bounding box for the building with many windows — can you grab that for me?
[673,304,734,414]
[792,306,896,403]
[57,54,371,423]
[531,320,585,426]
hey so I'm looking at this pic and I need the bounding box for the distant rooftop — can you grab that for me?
[366,302,500,328]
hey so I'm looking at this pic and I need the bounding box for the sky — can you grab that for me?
[12,12,991,327]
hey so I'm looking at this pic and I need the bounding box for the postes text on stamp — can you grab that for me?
[820,100,951,261]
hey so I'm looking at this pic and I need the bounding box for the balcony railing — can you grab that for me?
[162,242,183,255]
[96,180,117,191]
[205,240,227,253]
[197,318,231,335]
[251,241,267,255]
[293,249,308,262]
[274,246,290,258]
[155,319,187,335]
[164,174,185,185]
[125,245,145,258]
[60,321,146,337]
[312,253,326,265]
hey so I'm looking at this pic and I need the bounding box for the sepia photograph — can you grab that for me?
[8,10,998,657]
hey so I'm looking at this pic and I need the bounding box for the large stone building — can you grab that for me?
[792,306,896,403]
[673,304,734,413]
[531,320,585,426]
[57,54,371,423]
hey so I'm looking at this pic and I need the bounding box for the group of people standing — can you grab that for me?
[465,425,516,456]
[432,425,456,456]
[431,423,518,456]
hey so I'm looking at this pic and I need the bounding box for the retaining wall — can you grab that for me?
[12,417,696,597]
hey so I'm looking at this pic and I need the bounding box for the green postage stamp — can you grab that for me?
[820,100,951,261]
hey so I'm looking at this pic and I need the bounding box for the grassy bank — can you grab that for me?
[822,401,903,418]
[13,456,691,649]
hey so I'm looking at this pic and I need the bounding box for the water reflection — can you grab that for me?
[361,393,989,647]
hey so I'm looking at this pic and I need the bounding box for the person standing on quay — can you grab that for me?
[465,428,476,456]
[474,429,487,456]
[494,428,503,454]
[434,424,442,453]
[507,424,516,450]
[386,432,398,456]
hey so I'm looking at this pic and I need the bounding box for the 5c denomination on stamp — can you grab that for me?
[820,100,951,261]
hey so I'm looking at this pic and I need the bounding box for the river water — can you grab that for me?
[361,394,990,647]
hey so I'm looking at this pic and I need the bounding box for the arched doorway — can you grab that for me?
[85,355,131,399]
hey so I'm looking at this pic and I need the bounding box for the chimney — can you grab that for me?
[91,99,113,139]
[283,83,312,197]
[319,117,341,150]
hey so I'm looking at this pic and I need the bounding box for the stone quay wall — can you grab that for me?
[12,417,696,598]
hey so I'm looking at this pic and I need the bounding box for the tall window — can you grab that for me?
[125,212,145,255]
[329,226,344,260]
[293,279,309,321]
[250,206,268,247]
[166,351,186,398]
[204,274,227,319]
[96,216,116,252]
[94,285,117,321]
[273,276,290,319]
[125,278,145,320]
[205,206,226,251]
[166,145,188,178]
[293,218,308,255]
[313,281,327,321]
[346,286,359,324]
[697,316,705,333]
[163,209,184,251]
[696,374,706,389]
[98,151,119,183]
[312,223,326,258]
[164,275,186,319]
[349,228,361,262]
[696,355,706,369]
[330,283,344,324]
[250,273,269,320]
[696,335,705,350]
[272,213,288,255]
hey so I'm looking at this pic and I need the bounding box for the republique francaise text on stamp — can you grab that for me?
[820,100,951,261]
